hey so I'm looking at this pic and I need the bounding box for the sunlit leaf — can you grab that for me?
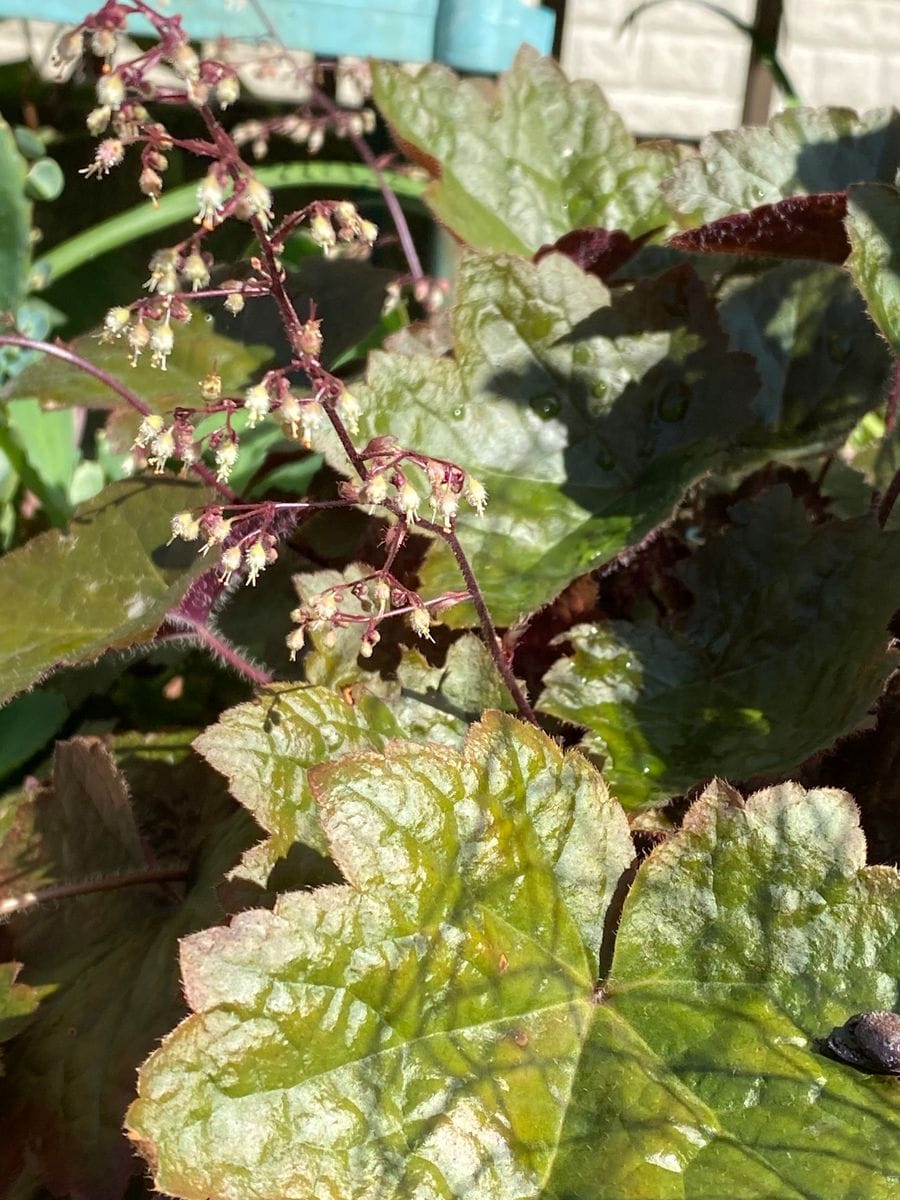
[127,726,900,1198]
[664,106,900,225]
[373,49,677,255]
[127,714,634,1198]
[316,252,758,626]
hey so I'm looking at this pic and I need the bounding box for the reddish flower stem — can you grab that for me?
[0,333,236,501]
[0,865,188,915]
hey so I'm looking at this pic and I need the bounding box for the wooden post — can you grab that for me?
[741,0,785,125]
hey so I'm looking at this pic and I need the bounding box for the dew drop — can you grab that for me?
[658,383,690,422]
[451,404,466,420]
[573,344,591,366]
[752,186,766,202]
[530,393,562,419]
[592,379,608,399]
[529,313,555,340]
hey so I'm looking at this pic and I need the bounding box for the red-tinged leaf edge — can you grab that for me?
[534,227,657,281]
[669,192,850,263]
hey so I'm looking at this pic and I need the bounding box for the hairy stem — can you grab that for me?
[878,466,900,528]
[0,334,151,415]
[0,865,188,916]
[172,612,274,685]
[439,527,538,725]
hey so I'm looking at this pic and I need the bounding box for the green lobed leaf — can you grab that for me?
[0,115,30,313]
[127,713,634,1199]
[194,636,509,888]
[538,487,900,807]
[193,683,408,872]
[664,105,900,226]
[317,252,758,626]
[0,477,212,705]
[846,181,900,354]
[719,261,893,460]
[0,735,258,1200]
[127,731,900,1198]
[372,49,677,255]
[552,779,900,1199]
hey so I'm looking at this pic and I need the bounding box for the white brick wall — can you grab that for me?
[561,0,900,139]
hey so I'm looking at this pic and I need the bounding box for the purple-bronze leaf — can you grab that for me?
[669,192,850,263]
[534,227,655,281]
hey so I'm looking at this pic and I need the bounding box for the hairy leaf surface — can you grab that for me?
[318,252,758,625]
[0,477,211,704]
[846,181,900,354]
[194,636,510,886]
[194,684,407,874]
[664,106,900,225]
[373,49,676,255]
[127,727,899,1198]
[539,488,900,806]
[548,780,900,1197]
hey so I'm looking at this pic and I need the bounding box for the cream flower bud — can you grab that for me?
[218,544,243,584]
[170,510,201,542]
[286,625,306,661]
[243,383,271,428]
[409,604,433,641]
[148,426,176,472]
[215,440,239,482]
[216,74,240,109]
[86,105,111,136]
[96,71,126,109]
[101,306,131,341]
[134,413,164,448]
[244,539,268,585]
[224,292,244,316]
[397,481,421,522]
[127,320,150,366]
[181,251,210,291]
[195,173,227,228]
[90,27,117,59]
[465,476,488,516]
[150,322,174,370]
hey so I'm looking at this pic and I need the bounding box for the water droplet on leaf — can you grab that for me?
[592,379,608,399]
[530,393,561,420]
[451,405,466,420]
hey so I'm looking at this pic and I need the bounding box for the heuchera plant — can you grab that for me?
[1,3,900,1198]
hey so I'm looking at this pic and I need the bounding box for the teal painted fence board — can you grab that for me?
[1,0,556,69]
